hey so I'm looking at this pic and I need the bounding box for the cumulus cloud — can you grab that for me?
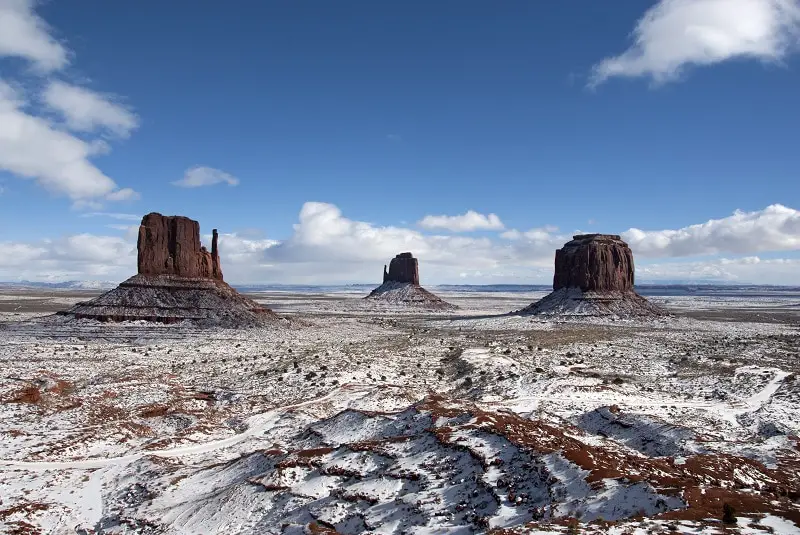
[0,0,68,72]
[0,80,138,204]
[0,2,139,207]
[4,202,800,285]
[0,233,135,281]
[500,226,559,241]
[173,166,240,188]
[418,210,505,232]
[259,202,561,283]
[591,0,800,86]
[622,204,800,258]
[638,256,800,284]
[42,80,139,137]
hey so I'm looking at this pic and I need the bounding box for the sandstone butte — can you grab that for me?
[553,234,634,293]
[59,213,276,326]
[382,252,420,285]
[519,234,664,316]
[137,212,223,280]
[369,252,453,309]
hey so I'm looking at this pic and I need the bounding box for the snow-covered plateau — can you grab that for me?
[0,288,799,534]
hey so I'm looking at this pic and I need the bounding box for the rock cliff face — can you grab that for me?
[383,252,420,285]
[553,234,633,292]
[137,213,223,281]
[518,234,664,317]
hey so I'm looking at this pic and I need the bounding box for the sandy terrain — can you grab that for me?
[0,288,798,534]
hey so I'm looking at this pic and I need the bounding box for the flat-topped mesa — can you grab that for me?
[137,213,223,281]
[517,233,664,317]
[383,252,420,285]
[553,234,634,293]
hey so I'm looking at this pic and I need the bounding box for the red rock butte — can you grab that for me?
[383,252,420,285]
[137,213,223,280]
[368,252,454,309]
[59,213,277,327]
[519,234,663,317]
[553,234,634,292]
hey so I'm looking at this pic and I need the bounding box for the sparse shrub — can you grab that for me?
[722,502,736,524]
[612,377,624,385]
[566,518,579,534]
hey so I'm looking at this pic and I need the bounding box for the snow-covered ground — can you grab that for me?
[0,289,799,534]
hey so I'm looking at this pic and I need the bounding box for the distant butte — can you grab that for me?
[368,252,454,309]
[518,234,664,317]
[60,213,278,327]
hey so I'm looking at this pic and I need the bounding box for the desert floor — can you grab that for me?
[1,288,798,534]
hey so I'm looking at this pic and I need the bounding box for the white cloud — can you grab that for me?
[42,80,139,137]
[4,202,800,285]
[591,0,800,86]
[0,0,68,72]
[79,212,141,221]
[0,79,139,204]
[0,233,135,281]
[260,202,561,283]
[638,256,800,284]
[173,166,240,188]
[105,188,140,202]
[501,226,559,241]
[418,210,505,232]
[622,204,800,258]
[0,1,140,207]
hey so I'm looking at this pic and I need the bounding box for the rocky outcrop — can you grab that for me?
[383,252,420,285]
[553,234,633,292]
[137,213,223,280]
[518,234,664,317]
[60,213,276,327]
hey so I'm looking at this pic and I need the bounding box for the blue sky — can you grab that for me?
[1,0,799,284]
